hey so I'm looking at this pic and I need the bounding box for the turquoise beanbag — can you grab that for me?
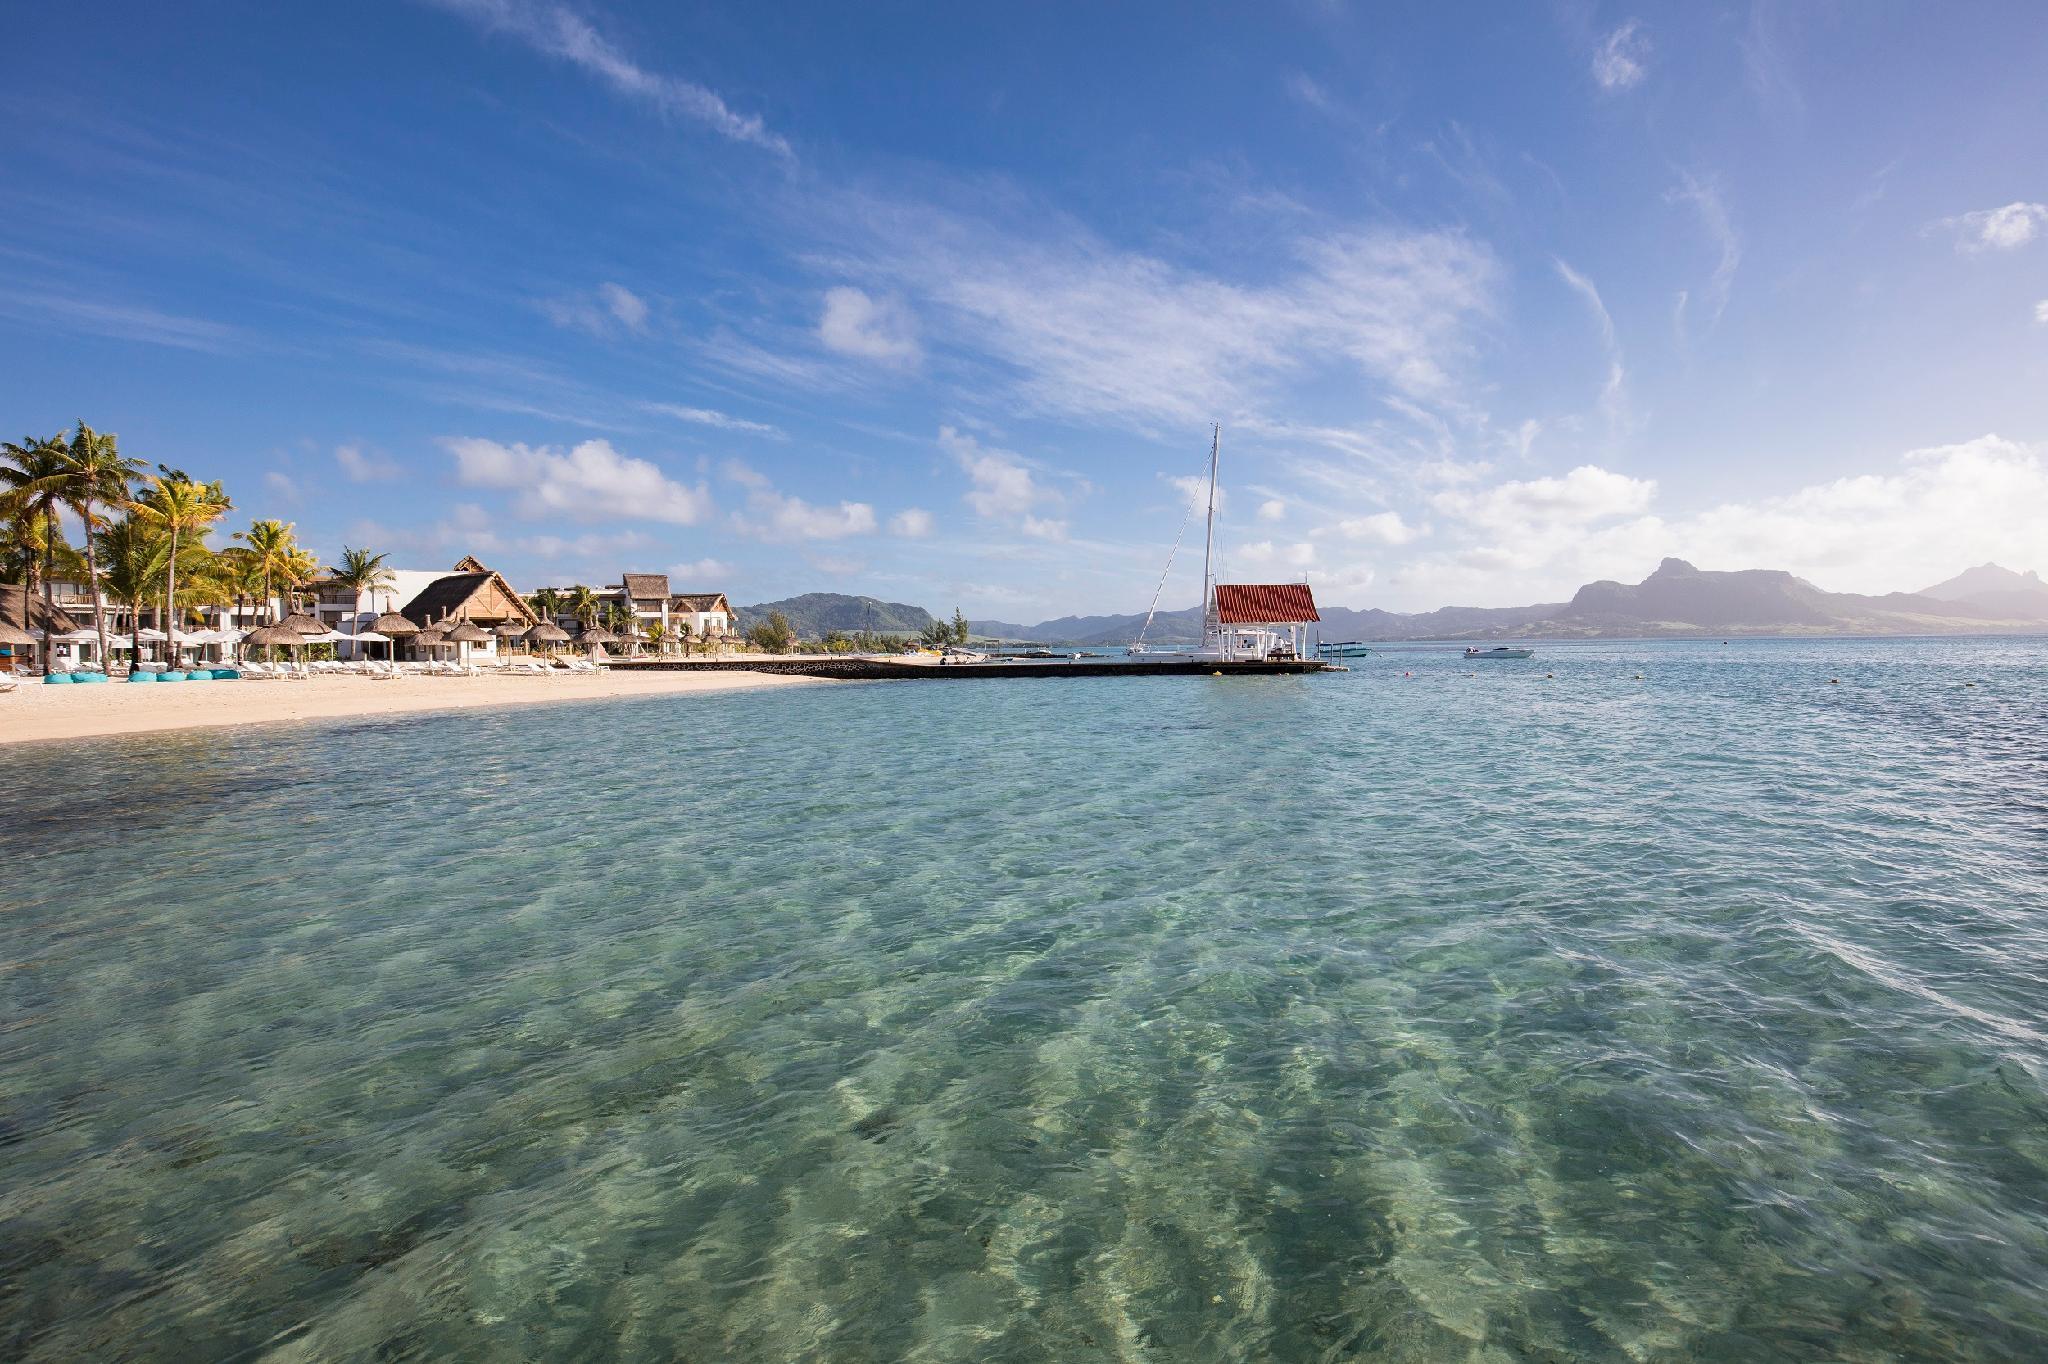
[43,672,73,685]
[212,669,241,680]
[72,672,108,684]
[159,670,188,682]
[127,671,157,683]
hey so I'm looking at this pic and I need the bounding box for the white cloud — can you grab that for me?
[443,436,711,524]
[642,402,785,438]
[737,489,877,541]
[1021,515,1069,541]
[1938,203,2048,252]
[542,282,651,337]
[941,425,1061,524]
[2036,299,2048,324]
[817,286,921,365]
[667,557,731,582]
[1233,540,1316,571]
[1592,21,1650,91]
[1668,172,1741,327]
[889,507,934,538]
[1336,511,1424,545]
[422,0,791,157]
[831,199,1498,425]
[1258,498,1287,522]
[1389,436,2048,609]
[599,282,647,330]
[1168,474,1220,511]
[262,470,300,504]
[335,443,400,482]
[1434,464,1655,533]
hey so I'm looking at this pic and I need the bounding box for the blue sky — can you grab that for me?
[6,1,2046,616]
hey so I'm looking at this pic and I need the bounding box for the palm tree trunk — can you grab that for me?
[39,523,55,674]
[82,500,111,673]
[164,524,179,671]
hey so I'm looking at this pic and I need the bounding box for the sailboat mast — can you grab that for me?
[1200,424,1219,636]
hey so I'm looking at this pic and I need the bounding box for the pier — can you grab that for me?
[609,656,1338,680]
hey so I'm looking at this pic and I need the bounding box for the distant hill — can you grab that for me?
[975,558,2048,644]
[1917,563,2048,619]
[733,593,938,639]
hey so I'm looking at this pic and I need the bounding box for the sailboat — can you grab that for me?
[1132,426,1321,664]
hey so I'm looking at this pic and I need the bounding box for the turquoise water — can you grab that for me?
[4,637,2047,1361]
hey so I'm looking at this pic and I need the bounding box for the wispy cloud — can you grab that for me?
[1668,172,1740,328]
[889,507,933,538]
[828,197,1500,428]
[641,402,785,438]
[421,0,791,158]
[1592,21,1650,91]
[335,443,402,482]
[0,291,240,353]
[443,435,711,523]
[540,280,650,336]
[1553,259,1628,436]
[1935,202,2048,253]
[2035,299,2048,325]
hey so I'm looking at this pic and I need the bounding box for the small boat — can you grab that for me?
[1465,646,1533,659]
[1319,641,1375,658]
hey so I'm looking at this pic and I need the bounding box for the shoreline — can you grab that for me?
[0,669,828,746]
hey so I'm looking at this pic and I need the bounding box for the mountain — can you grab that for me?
[974,558,2048,644]
[733,593,938,639]
[1916,563,2048,619]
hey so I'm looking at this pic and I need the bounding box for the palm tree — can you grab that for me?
[233,519,302,625]
[568,584,599,630]
[57,423,144,669]
[130,467,232,664]
[328,546,394,654]
[95,516,171,662]
[529,587,563,626]
[2,433,72,670]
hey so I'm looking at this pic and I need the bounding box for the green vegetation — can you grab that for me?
[1,422,396,669]
[732,592,937,641]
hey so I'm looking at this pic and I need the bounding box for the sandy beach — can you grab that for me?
[0,669,826,745]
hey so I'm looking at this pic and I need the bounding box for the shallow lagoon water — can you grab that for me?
[3,636,2047,1361]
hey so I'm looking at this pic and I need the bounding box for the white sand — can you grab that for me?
[0,669,826,745]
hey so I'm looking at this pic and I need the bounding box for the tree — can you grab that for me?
[55,423,144,670]
[644,620,668,653]
[952,607,970,645]
[747,609,794,652]
[1,433,72,670]
[919,619,954,648]
[232,519,302,624]
[529,587,563,624]
[568,584,599,630]
[328,546,394,652]
[94,516,172,662]
[130,467,232,662]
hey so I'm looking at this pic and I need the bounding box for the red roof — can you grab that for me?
[1215,583,1319,624]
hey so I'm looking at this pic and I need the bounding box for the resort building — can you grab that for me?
[528,572,733,652]
[310,554,537,659]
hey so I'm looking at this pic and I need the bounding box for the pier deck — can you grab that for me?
[608,656,1338,681]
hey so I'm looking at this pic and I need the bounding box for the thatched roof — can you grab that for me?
[0,620,36,646]
[579,626,618,643]
[620,573,669,603]
[0,583,82,634]
[279,612,327,634]
[243,623,307,647]
[400,562,536,628]
[670,592,730,613]
[371,611,420,636]
[525,622,571,642]
[444,621,492,643]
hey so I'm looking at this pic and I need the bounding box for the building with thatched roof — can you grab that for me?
[312,554,538,659]
[525,571,732,652]
[1,583,82,670]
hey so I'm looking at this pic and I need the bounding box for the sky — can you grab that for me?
[5,1,2046,619]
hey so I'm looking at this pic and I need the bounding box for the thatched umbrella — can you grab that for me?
[524,622,570,659]
[494,621,530,658]
[579,625,617,663]
[280,612,326,634]
[243,622,306,669]
[371,612,418,661]
[444,619,491,669]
